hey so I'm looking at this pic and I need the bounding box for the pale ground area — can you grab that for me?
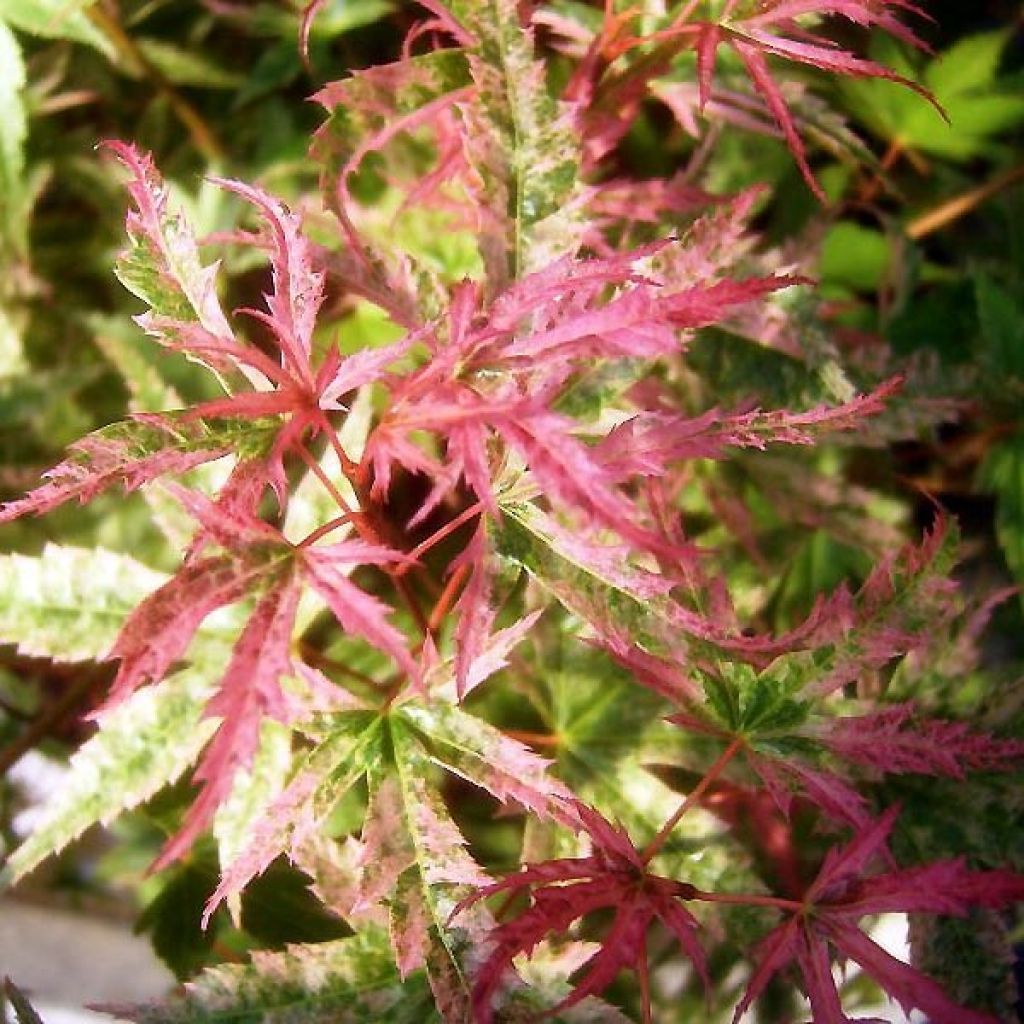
[0,898,175,1023]
[2,752,175,1024]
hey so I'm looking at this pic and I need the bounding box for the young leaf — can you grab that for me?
[732,808,1024,1024]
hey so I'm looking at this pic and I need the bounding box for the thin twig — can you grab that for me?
[691,889,804,913]
[637,938,654,1024]
[908,162,1024,240]
[0,670,100,776]
[642,735,744,865]
[86,4,226,164]
[428,562,470,633]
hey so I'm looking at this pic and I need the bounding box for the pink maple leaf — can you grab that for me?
[555,1,940,197]
[105,144,412,503]
[814,703,1024,779]
[153,578,302,870]
[732,807,1024,1023]
[0,417,235,525]
[452,803,708,1023]
[97,487,420,867]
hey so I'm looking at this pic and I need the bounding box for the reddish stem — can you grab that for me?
[297,443,356,519]
[503,728,561,748]
[318,412,363,484]
[297,443,429,637]
[298,641,383,691]
[637,938,653,1024]
[690,889,804,913]
[428,562,471,633]
[397,502,485,576]
[642,735,744,865]
[297,514,353,549]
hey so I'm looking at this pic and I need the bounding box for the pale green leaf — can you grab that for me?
[841,32,1024,161]
[136,38,244,90]
[0,304,26,378]
[0,543,166,661]
[978,432,1024,601]
[0,0,112,56]
[307,0,394,37]
[925,30,1014,100]
[2,665,218,883]
[0,20,26,258]
[383,718,489,1020]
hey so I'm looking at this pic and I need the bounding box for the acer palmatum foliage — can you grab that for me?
[1,1,1021,1022]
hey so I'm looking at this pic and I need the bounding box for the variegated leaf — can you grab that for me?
[2,665,219,884]
[100,927,440,1024]
[0,543,166,661]
[448,0,581,275]
[398,701,577,826]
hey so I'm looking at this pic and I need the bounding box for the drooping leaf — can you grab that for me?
[0,21,26,260]
[397,700,577,827]
[495,502,734,663]
[213,718,297,921]
[0,0,112,56]
[2,665,218,884]
[0,543,166,661]
[153,576,303,870]
[0,414,275,524]
[377,717,493,1019]
[211,711,384,909]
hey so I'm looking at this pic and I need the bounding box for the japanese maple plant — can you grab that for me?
[1,1,1023,1022]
